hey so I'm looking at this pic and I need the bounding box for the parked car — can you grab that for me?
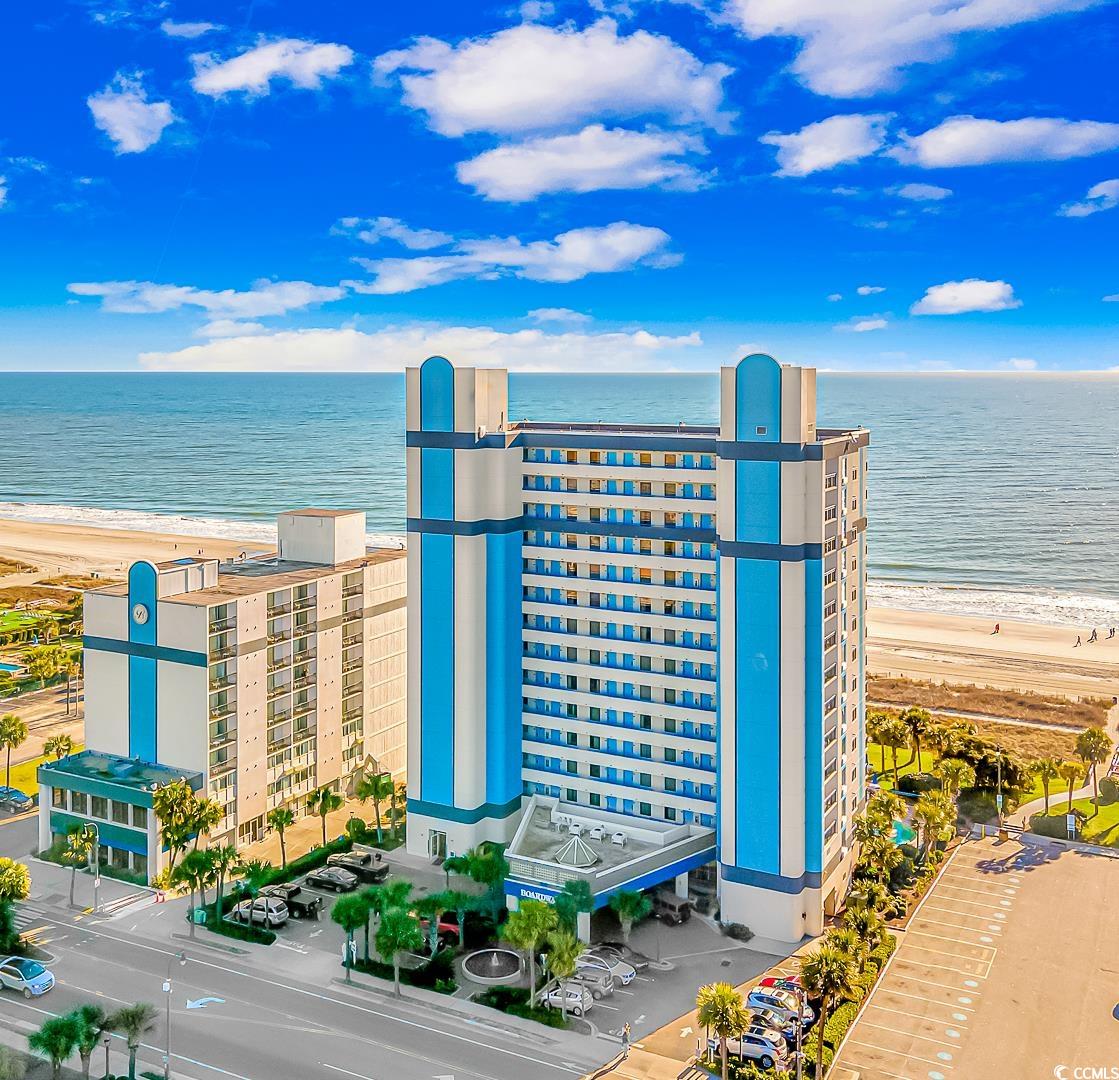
[712,1027,790,1071]
[259,882,323,920]
[326,851,390,884]
[749,1005,801,1042]
[651,890,691,925]
[758,975,802,994]
[231,896,289,928]
[541,982,593,1017]
[568,967,614,1000]
[594,942,650,972]
[304,866,359,893]
[417,912,461,949]
[575,952,636,986]
[0,788,32,813]
[746,987,815,1027]
[0,957,54,998]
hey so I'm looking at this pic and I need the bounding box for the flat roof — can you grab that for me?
[282,509,363,518]
[39,750,202,792]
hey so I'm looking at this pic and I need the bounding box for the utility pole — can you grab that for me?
[163,951,187,1080]
[84,823,100,915]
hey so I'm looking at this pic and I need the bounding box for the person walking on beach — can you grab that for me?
[1075,635,1082,647]
[992,622,1000,635]
[1088,628,1098,643]
[1109,627,1116,640]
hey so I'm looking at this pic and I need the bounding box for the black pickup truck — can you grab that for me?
[259,882,324,920]
[326,850,390,884]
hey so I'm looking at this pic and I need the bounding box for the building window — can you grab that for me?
[639,773,651,787]
[566,760,578,775]
[639,453,652,467]
[665,454,676,467]
[639,744,652,759]
[590,707,601,722]
[664,807,677,821]
[566,562,578,577]
[639,714,652,730]
[665,689,677,705]
[664,541,676,556]
[112,801,129,825]
[566,732,578,747]
[639,482,651,496]
[639,802,652,816]
[589,736,601,750]
[52,788,66,809]
[639,511,652,526]
[664,717,677,734]
[590,452,601,465]
[71,791,88,814]
[665,777,677,792]
[566,788,578,802]
[132,805,147,829]
[665,747,678,763]
[590,536,602,550]
[589,764,601,778]
[665,512,678,527]
[566,675,578,690]
[665,483,677,497]
[640,539,652,555]
[91,796,107,819]
[566,534,578,548]
[589,678,600,693]
[589,508,601,522]
[566,451,577,464]
[133,853,148,878]
[590,793,601,807]
[639,656,651,672]
[567,618,579,633]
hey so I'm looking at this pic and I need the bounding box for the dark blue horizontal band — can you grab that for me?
[716,433,869,461]
[407,431,508,449]
[409,515,716,543]
[720,864,822,893]
[519,433,717,453]
[407,516,524,536]
[718,540,823,561]
[83,635,208,668]
[407,795,522,825]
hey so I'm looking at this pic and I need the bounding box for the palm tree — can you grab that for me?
[376,907,424,997]
[44,734,73,761]
[188,797,224,851]
[799,943,862,1079]
[913,790,955,861]
[107,1003,157,1080]
[28,1014,79,1080]
[442,845,508,922]
[0,714,28,794]
[72,1004,106,1080]
[501,900,558,1003]
[901,707,933,772]
[843,904,886,953]
[933,757,976,800]
[173,849,215,938]
[443,889,477,950]
[555,878,594,938]
[876,716,910,788]
[0,859,29,907]
[607,889,652,944]
[152,780,196,873]
[209,844,241,917]
[64,826,94,908]
[355,772,394,845]
[1075,726,1111,815]
[441,852,470,890]
[63,659,81,715]
[414,891,452,956]
[331,892,369,983]
[266,807,295,868]
[310,786,344,848]
[543,929,581,1018]
[1058,760,1084,812]
[1033,757,1061,813]
[695,982,751,1080]
[825,926,868,974]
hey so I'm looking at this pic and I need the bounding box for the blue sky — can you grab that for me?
[3,0,1118,372]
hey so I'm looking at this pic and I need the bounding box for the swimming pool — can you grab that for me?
[0,662,20,674]
[892,819,916,845]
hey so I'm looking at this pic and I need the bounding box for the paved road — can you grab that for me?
[0,816,599,1080]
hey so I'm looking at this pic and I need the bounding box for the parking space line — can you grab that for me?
[875,988,975,1012]
[923,904,1003,920]
[922,895,1009,911]
[915,916,999,935]
[937,882,1015,899]
[901,940,996,963]
[841,1061,916,1080]
[890,973,981,996]
[867,1001,968,1027]
[905,930,997,952]
[847,1037,954,1069]
[594,1003,619,1011]
[858,1020,961,1050]
[892,957,990,978]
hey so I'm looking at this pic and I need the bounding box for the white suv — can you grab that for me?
[746,987,815,1026]
[541,982,593,1017]
[576,952,636,986]
[712,1028,790,1071]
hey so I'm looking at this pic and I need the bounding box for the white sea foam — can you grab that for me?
[868,581,1119,628]
[0,503,406,552]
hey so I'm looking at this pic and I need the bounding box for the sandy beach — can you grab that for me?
[2,516,1117,700]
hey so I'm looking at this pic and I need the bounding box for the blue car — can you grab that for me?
[0,788,32,812]
[0,957,54,998]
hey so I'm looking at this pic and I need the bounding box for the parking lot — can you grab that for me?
[833,834,1119,1080]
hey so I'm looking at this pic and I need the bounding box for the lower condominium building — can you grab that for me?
[39,510,406,880]
[405,353,868,942]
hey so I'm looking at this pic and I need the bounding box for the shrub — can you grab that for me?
[721,922,754,942]
[1099,776,1119,805]
[957,789,998,823]
[897,773,940,795]
[1029,812,1076,839]
[802,1031,834,1078]
[205,917,276,946]
[475,985,567,1027]
[823,1000,859,1047]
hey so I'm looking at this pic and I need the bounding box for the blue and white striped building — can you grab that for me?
[405,354,868,942]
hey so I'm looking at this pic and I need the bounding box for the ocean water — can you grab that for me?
[2,371,1118,626]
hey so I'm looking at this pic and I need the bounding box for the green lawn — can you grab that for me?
[1038,795,1119,847]
[2,744,84,797]
[867,742,940,790]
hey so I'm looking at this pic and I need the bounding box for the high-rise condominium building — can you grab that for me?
[405,354,868,942]
[39,510,405,882]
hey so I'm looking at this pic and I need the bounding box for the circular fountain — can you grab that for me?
[461,948,523,986]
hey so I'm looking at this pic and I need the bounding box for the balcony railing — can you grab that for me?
[267,658,289,673]
[342,632,361,647]
[209,704,235,721]
[292,702,315,719]
[209,758,236,779]
[342,659,362,674]
[292,675,314,690]
[210,645,236,661]
[267,630,289,645]
[267,711,291,727]
[209,673,236,691]
[342,706,363,724]
[342,584,363,598]
[267,684,290,701]
[267,603,292,618]
[209,617,235,634]
[293,596,315,611]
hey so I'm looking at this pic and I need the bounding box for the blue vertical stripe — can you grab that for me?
[127,561,158,762]
[803,558,823,873]
[486,531,522,808]
[734,354,782,442]
[420,356,454,432]
[420,447,455,520]
[420,532,454,805]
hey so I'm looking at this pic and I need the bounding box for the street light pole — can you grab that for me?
[83,823,100,915]
[101,1032,111,1080]
[795,985,806,1080]
[163,951,187,1080]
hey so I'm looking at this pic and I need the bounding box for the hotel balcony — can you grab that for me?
[267,657,290,673]
[267,602,292,618]
[342,657,363,674]
[266,630,289,645]
[293,596,315,612]
[342,583,363,598]
[209,672,236,691]
[209,644,236,661]
[292,673,315,691]
[209,756,236,780]
[208,617,235,634]
[267,683,290,701]
[209,702,236,721]
[292,701,315,719]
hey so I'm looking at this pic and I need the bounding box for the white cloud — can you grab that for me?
[527,307,592,323]
[374,19,732,137]
[761,114,889,176]
[857,285,885,295]
[67,278,346,318]
[911,278,1021,315]
[139,324,703,372]
[456,125,708,201]
[1059,178,1119,218]
[837,315,888,332]
[519,1,555,19]
[0,177,6,209]
[87,73,175,154]
[894,182,953,201]
[1104,294,1119,302]
[191,38,355,97]
[724,0,1103,97]
[1004,357,1038,370]
[332,216,453,250]
[892,116,1119,167]
[348,221,676,294]
[826,292,843,302]
[196,319,268,338]
[161,19,222,38]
